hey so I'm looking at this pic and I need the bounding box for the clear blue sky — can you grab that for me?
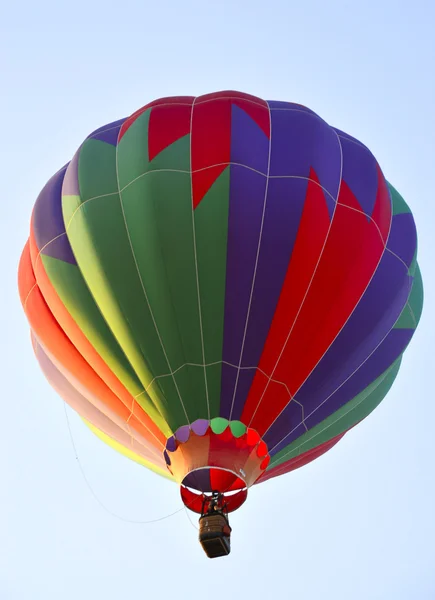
[2,1,434,598]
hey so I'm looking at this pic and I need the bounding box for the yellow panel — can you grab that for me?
[83,419,175,482]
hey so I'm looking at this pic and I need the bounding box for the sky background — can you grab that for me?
[1,1,434,598]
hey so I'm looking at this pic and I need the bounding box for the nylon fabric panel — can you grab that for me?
[33,336,165,466]
[64,138,187,431]
[265,358,402,474]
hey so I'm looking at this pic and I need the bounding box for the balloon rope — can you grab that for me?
[184,506,199,530]
[63,403,187,525]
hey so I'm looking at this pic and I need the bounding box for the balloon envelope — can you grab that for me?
[18,91,423,512]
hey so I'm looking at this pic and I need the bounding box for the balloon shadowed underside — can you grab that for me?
[18,91,423,511]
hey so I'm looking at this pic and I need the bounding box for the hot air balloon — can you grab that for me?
[18,91,423,558]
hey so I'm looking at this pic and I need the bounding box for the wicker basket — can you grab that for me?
[199,513,232,558]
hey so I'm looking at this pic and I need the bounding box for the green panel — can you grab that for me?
[78,139,120,201]
[394,263,423,329]
[268,358,402,469]
[120,170,206,420]
[116,110,151,189]
[146,376,189,429]
[230,420,247,438]
[117,144,230,425]
[394,302,417,329]
[202,363,223,420]
[194,168,230,417]
[118,129,214,426]
[408,263,423,324]
[40,255,144,398]
[63,194,82,226]
[65,193,178,431]
[174,365,210,423]
[388,182,412,216]
[120,171,202,366]
[150,135,190,172]
[408,249,418,277]
[211,417,229,434]
[117,112,191,191]
[63,140,181,431]
[60,113,232,432]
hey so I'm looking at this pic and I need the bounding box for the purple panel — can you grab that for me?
[268,109,341,216]
[228,177,309,419]
[166,436,176,452]
[264,400,305,455]
[268,329,412,456]
[191,419,210,436]
[303,328,413,430]
[62,149,80,196]
[32,166,67,248]
[32,165,77,265]
[227,369,257,421]
[43,236,75,264]
[240,177,309,365]
[267,101,318,116]
[340,136,378,218]
[175,425,190,443]
[87,117,126,146]
[386,213,417,267]
[230,104,269,173]
[265,249,413,452]
[220,363,238,419]
[333,127,368,149]
[183,469,211,492]
[221,166,266,369]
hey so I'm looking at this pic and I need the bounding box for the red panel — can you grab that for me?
[256,440,268,457]
[18,240,35,307]
[371,164,392,243]
[216,426,234,443]
[241,169,330,425]
[120,92,269,208]
[192,164,227,209]
[148,103,192,162]
[260,455,270,470]
[248,379,291,432]
[257,432,346,483]
[119,96,194,141]
[191,98,232,208]
[246,180,385,434]
[233,98,270,138]
[246,428,260,446]
[210,468,242,493]
[196,90,265,106]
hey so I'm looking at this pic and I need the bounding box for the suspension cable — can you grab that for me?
[63,403,187,525]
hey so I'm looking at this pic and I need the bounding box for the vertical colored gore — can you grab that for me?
[164,418,270,514]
